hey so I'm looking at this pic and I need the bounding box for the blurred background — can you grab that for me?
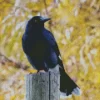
[0,0,100,100]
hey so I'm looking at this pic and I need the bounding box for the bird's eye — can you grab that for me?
[34,20,37,23]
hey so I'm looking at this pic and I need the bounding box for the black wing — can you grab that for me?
[43,29,64,68]
[43,29,60,56]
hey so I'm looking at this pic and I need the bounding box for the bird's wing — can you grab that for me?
[44,29,60,56]
[44,29,64,68]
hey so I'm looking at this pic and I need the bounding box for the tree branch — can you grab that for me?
[0,53,29,70]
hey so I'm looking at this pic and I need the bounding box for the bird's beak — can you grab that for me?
[41,17,51,22]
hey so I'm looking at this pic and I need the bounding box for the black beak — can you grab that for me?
[41,17,51,22]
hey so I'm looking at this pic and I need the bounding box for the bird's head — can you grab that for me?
[28,16,51,28]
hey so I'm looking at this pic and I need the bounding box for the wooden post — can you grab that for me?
[25,66,60,100]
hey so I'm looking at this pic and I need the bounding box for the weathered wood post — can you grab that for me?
[25,66,60,100]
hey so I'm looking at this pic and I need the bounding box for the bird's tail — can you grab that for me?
[58,58,82,98]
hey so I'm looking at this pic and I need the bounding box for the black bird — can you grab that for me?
[22,16,82,98]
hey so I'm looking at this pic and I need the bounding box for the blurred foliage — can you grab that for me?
[0,0,100,100]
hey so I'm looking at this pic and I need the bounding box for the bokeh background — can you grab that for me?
[0,0,100,100]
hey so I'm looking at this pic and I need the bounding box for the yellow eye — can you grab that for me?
[34,20,37,23]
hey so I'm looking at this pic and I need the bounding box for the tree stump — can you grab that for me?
[26,66,60,100]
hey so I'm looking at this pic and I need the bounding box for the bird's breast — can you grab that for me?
[22,35,49,58]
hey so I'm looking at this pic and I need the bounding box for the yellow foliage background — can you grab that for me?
[0,0,100,100]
